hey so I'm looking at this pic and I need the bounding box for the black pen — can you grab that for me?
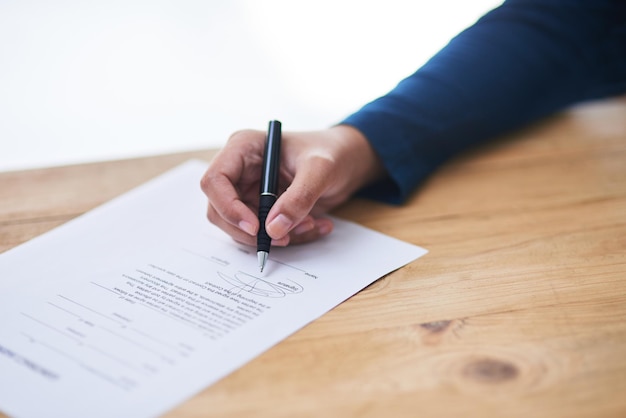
[257,120,282,272]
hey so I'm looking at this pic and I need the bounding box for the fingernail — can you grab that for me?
[272,236,290,247]
[293,220,315,235]
[267,214,293,237]
[317,220,333,236]
[238,220,256,236]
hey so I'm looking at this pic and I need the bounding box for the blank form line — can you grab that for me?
[20,335,137,392]
[182,248,229,267]
[20,312,82,345]
[131,328,189,355]
[86,345,150,377]
[80,363,135,392]
[47,302,80,318]
[21,332,81,365]
[270,258,307,273]
[100,326,174,365]
[90,281,120,295]
[56,294,123,325]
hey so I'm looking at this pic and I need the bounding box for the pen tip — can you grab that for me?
[258,251,268,273]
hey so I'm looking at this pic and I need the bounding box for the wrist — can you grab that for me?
[329,124,386,191]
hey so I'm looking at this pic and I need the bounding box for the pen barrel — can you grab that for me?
[257,194,276,252]
[260,120,281,195]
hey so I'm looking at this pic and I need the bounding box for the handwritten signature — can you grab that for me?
[217,271,303,298]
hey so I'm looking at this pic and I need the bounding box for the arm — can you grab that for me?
[202,0,625,245]
[342,0,626,203]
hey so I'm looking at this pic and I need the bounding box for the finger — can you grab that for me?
[265,154,336,239]
[206,202,257,246]
[200,133,264,235]
[202,170,259,233]
[288,217,334,245]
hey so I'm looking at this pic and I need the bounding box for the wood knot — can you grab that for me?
[462,358,519,383]
[420,320,452,333]
[416,319,465,345]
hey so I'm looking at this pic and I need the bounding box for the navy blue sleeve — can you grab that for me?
[341,0,626,204]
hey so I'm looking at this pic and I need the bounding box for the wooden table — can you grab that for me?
[1,97,625,418]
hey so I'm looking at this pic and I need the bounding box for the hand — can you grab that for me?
[200,125,384,246]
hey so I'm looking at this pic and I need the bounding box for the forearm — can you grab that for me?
[342,0,626,203]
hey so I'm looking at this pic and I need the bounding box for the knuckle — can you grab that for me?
[200,171,214,191]
[206,205,220,224]
[295,187,318,211]
[227,129,259,145]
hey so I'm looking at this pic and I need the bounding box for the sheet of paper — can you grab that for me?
[0,160,427,418]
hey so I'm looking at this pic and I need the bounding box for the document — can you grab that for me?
[0,160,427,418]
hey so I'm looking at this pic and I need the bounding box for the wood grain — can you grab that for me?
[1,97,625,418]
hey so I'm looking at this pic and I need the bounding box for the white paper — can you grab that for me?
[0,160,427,418]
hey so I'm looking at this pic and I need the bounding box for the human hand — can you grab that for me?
[200,125,384,247]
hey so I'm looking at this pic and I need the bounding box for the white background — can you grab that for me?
[0,0,502,172]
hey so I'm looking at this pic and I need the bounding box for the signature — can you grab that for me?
[217,271,303,298]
